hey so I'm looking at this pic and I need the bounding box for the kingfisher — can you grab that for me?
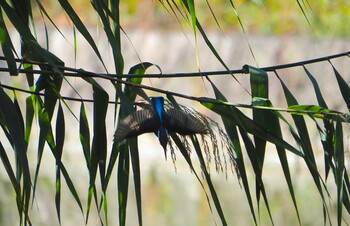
[114,97,207,159]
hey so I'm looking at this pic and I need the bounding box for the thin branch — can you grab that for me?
[0,50,349,78]
[1,83,348,122]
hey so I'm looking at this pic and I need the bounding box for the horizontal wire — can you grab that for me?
[0,50,349,112]
[0,50,349,78]
[1,83,347,121]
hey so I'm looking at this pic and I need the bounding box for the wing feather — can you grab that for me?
[114,109,160,142]
[164,108,207,135]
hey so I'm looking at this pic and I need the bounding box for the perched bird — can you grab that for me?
[114,97,207,158]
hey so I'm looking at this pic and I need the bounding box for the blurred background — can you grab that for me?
[0,0,350,225]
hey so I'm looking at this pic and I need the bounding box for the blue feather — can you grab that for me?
[114,96,207,159]
[151,96,164,123]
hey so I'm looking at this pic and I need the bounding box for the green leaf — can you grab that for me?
[117,144,129,226]
[331,65,350,109]
[0,142,23,216]
[248,65,270,218]
[277,73,331,221]
[24,96,35,148]
[57,0,108,71]
[124,62,156,102]
[89,0,123,74]
[201,98,303,157]
[54,103,65,222]
[0,9,18,75]
[92,81,109,189]
[79,102,91,169]
[59,162,84,216]
[56,103,65,160]
[254,98,302,223]
[334,119,344,226]
[204,78,257,225]
[0,87,31,222]
[183,0,197,37]
[129,138,142,226]
[303,66,335,179]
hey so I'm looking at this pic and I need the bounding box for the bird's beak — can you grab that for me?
[162,145,167,160]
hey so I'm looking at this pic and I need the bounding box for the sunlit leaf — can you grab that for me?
[204,78,257,225]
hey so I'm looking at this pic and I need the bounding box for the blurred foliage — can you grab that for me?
[31,0,350,36]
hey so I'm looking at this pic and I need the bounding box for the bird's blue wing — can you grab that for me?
[114,109,160,142]
[164,108,207,135]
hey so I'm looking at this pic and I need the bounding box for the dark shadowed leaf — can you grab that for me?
[0,87,31,222]
[0,9,18,75]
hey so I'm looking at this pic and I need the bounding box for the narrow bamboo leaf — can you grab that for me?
[105,141,120,189]
[32,102,48,198]
[92,82,109,189]
[56,103,65,160]
[0,142,22,213]
[334,119,344,226]
[331,65,350,109]
[277,73,331,221]
[57,0,108,71]
[102,192,109,226]
[295,0,316,35]
[34,0,70,45]
[55,166,61,223]
[82,77,111,223]
[201,99,303,157]
[248,65,269,214]
[0,1,64,71]
[304,66,335,179]
[113,62,154,225]
[238,127,274,225]
[0,87,31,222]
[182,0,197,37]
[59,162,84,215]
[115,82,137,116]
[86,185,95,224]
[54,103,65,222]
[343,174,350,214]
[129,138,142,226]
[33,99,57,200]
[191,135,227,226]
[205,78,257,225]
[82,77,109,193]
[303,66,328,108]
[205,0,223,30]
[124,62,155,102]
[256,98,302,223]
[128,62,159,75]
[13,94,25,140]
[89,0,123,73]
[179,3,244,87]
[24,96,35,148]
[79,102,91,169]
[118,144,130,226]
[0,9,18,75]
